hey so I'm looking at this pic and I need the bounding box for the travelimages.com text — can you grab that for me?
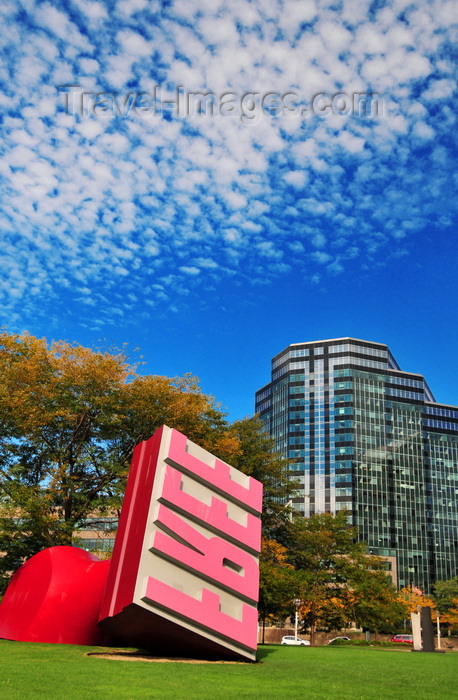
[57,85,383,123]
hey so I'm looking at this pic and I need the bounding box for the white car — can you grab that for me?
[327,636,351,644]
[281,635,310,646]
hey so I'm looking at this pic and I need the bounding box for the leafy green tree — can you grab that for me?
[434,577,458,614]
[0,484,68,585]
[225,416,297,535]
[0,332,132,574]
[351,566,406,634]
[284,511,403,643]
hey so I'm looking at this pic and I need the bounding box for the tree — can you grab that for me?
[434,577,458,614]
[0,332,232,590]
[225,416,298,535]
[0,333,132,566]
[398,586,436,615]
[350,566,406,634]
[284,511,403,643]
[117,373,238,462]
[0,331,294,593]
[257,538,297,642]
[0,483,66,582]
[297,591,355,635]
[432,578,458,634]
[440,599,458,633]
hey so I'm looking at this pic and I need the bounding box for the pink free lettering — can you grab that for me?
[143,577,259,649]
[151,504,259,601]
[165,429,262,512]
[159,464,261,553]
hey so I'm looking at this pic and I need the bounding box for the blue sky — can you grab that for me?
[1,0,457,420]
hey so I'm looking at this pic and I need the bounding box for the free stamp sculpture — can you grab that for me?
[0,426,263,661]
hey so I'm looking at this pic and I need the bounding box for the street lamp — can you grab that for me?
[293,599,301,640]
[285,500,293,522]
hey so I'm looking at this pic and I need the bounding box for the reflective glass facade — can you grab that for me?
[255,337,458,592]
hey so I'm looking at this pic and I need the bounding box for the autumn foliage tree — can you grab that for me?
[398,586,437,615]
[440,599,458,632]
[0,330,292,592]
[0,332,134,574]
[258,538,297,642]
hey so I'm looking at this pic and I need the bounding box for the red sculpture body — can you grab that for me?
[0,546,111,645]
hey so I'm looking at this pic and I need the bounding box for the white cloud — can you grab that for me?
[80,58,101,75]
[312,233,326,249]
[422,79,456,101]
[283,171,307,188]
[257,241,282,259]
[77,120,105,139]
[195,257,218,269]
[117,29,152,57]
[312,251,333,264]
[179,266,200,275]
[412,121,435,140]
[75,0,109,22]
[338,131,366,153]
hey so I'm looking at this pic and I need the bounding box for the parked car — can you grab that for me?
[390,634,414,644]
[281,635,310,646]
[327,636,351,644]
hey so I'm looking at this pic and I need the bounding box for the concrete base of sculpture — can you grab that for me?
[99,603,251,661]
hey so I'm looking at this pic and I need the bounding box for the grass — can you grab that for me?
[1,640,457,699]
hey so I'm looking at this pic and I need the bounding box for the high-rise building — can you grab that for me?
[255,337,458,592]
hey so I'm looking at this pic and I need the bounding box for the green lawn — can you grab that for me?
[1,640,456,699]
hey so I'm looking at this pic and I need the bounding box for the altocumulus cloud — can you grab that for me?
[0,0,457,328]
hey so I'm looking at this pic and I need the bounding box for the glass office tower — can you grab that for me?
[255,338,458,592]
